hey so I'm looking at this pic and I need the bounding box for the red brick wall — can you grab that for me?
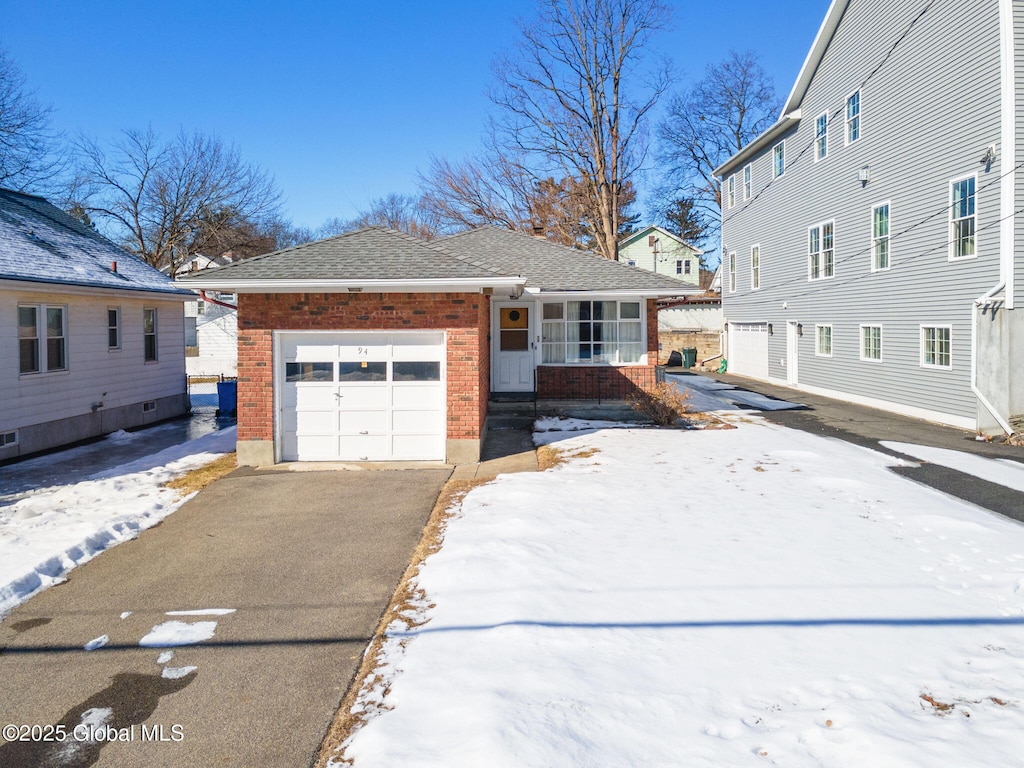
[236,292,490,443]
[536,365,661,399]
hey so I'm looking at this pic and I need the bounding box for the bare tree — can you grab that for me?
[490,0,670,260]
[74,128,281,276]
[345,192,440,240]
[0,47,67,192]
[419,145,639,250]
[657,50,779,232]
[418,147,540,235]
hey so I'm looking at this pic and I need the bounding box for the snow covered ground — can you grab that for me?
[666,373,804,413]
[0,427,236,616]
[341,416,1024,767]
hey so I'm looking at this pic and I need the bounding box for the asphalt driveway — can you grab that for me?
[0,465,450,768]
[696,371,1024,522]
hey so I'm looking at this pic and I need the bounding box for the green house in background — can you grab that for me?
[618,226,703,282]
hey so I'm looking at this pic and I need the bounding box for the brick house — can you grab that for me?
[178,226,697,465]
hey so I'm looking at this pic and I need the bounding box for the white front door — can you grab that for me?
[492,303,535,392]
[786,322,799,385]
[279,331,445,461]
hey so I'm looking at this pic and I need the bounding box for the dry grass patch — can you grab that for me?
[313,476,490,768]
[161,453,237,495]
[537,444,600,471]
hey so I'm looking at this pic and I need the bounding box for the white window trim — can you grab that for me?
[18,303,68,376]
[107,306,122,351]
[750,244,761,290]
[144,307,158,363]
[859,324,883,362]
[727,175,736,208]
[814,112,829,162]
[728,251,737,293]
[949,173,978,261]
[815,324,833,358]
[772,141,786,178]
[920,324,953,369]
[845,89,862,145]
[743,164,752,200]
[807,220,836,282]
[871,201,892,272]
[539,299,646,366]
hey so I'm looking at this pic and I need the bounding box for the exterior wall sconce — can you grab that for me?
[767,323,774,335]
[980,145,996,170]
[858,166,870,186]
[797,323,803,336]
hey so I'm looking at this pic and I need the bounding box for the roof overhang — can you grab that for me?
[713,111,803,178]
[1,277,192,301]
[175,276,528,295]
[525,286,702,299]
[713,0,850,179]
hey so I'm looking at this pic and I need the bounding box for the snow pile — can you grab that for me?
[139,620,218,648]
[342,417,1024,767]
[0,427,236,616]
[666,373,803,412]
[533,416,638,434]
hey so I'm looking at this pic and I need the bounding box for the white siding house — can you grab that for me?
[1,188,191,460]
[715,0,1024,436]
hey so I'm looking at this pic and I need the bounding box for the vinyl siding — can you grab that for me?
[722,0,1002,427]
[618,233,699,280]
[2,290,187,432]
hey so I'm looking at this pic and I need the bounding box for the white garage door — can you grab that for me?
[279,331,445,461]
[729,322,770,380]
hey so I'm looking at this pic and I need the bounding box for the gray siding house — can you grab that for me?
[715,0,1023,435]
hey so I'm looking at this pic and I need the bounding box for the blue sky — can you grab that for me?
[3,0,828,230]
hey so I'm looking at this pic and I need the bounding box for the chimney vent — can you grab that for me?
[111,261,117,273]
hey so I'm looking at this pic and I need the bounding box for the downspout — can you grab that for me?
[972,281,1013,436]
[199,290,238,311]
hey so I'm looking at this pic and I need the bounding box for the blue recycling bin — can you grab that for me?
[217,381,237,415]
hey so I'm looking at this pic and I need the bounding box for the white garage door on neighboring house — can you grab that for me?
[279,331,445,462]
[728,322,770,380]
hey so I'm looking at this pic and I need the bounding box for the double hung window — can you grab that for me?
[861,325,882,361]
[846,91,861,144]
[921,326,951,368]
[815,113,828,160]
[772,142,785,178]
[950,176,976,260]
[19,304,67,374]
[815,325,832,357]
[808,221,835,280]
[144,308,158,362]
[872,203,890,271]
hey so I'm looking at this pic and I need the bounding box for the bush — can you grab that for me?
[627,382,692,426]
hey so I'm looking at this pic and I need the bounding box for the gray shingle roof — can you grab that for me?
[0,188,189,296]
[176,226,507,282]
[174,224,699,294]
[441,227,699,292]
